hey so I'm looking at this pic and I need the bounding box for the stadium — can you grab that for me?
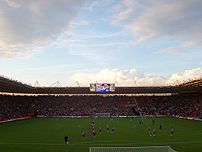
[0,76,202,152]
[1,1,202,152]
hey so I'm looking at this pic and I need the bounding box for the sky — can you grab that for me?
[0,0,202,87]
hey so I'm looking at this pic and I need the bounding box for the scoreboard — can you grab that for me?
[90,83,115,92]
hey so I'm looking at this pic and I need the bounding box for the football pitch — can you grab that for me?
[0,117,201,152]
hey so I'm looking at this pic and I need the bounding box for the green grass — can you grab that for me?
[0,117,202,152]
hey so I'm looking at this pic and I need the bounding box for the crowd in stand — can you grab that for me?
[0,95,201,121]
[134,96,202,118]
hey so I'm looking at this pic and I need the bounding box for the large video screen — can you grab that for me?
[90,83,115,92]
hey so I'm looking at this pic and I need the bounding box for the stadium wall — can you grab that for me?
[37,115,202,121]
[0,116,32,124]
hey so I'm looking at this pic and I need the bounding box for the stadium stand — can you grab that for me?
[176,77,202,87]
[0,76,202,122]
[0,94,201,121]
[0,76,32,93]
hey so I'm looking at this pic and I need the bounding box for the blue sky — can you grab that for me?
[0,0,201,86]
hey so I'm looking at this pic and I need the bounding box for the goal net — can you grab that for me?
[94,113,111,118]
[89,146,177,152]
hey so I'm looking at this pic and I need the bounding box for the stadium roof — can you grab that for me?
[176,77,202,87]
[0,76,201,95]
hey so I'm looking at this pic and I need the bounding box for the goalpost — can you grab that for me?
[89,146,177,152]
[94,113,111,118]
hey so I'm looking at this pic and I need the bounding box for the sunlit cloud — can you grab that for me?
[70,68,202,87]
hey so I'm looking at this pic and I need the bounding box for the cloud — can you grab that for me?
[168,68,202,85]
[111,0,202,50]
[53,29,130,63]
[70,19,90,27]
[111,0,137,24]
[69,68,202,86]
[0,0,86,58]
[161,39,202,53]
[2,0,21,8]
[70,69,142,86]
